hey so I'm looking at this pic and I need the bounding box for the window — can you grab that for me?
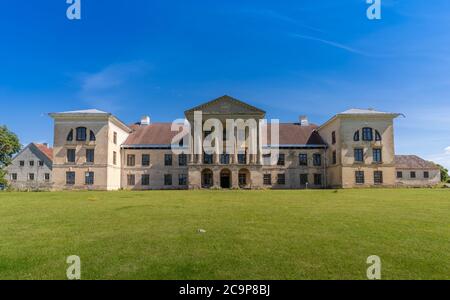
[38,160,44,167]
[127,154,135,166]
[314,174,322,186]
[220,154,230,165]
[113,151,117,165]
[165,154,172,166]
[19,160,24,167]
[300,174,308,185]
[28,173,34,181]
[164,174,172,186]
[11,173,17,181]
[238,153,246,164]
[239,173,247,186]
[332,131,336,144]
[277,153,285,166]
[178,154,187,166]
[86,149,95,163]
[355,171,365,184]
[397,171,403,179]
[313,154,321,166]
[375,130,382,141]
[67,149,76,163]
[141,174,150,186]
[179,174,187,186]
[66,172,75,185]
[263,174,271,185]
[29,160,34,167]
[277,173,286,185]
[76,127,87,141]
[354,148,364,163]
[332,151,337,165]
[353,131,360,142]
[410,171,416,178]
[89,130,96,141]
[203,154,213,164]
[85,172,94,185]
[142,154,150,166]
[113,132,117,144]
[374,171,383,184]
[424,171,429,179]
[127,174,135,186]
[362,127,373,141]
[67,129,74,141]
[373,149,382,163]
[44,173,50,182]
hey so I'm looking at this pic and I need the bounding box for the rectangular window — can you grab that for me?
[300,174,308,185]
[203,154,213,164]
[332,151,337,165]
[373,148,382,163]
[277,153,285,166]
[220,154,230,165]
[239,173,247,186]
[263,174,271,185]
[44,173,50,182]
[410,171,416,178]
[127,174,135,186]
[38,160,44,167]
[11,173,17,181]
[178,154,187,166]
[127,154,135,166]
[179,174,187,186]
[113,151,117,165]
[314,174,322,186]
[19,160,24,167]
[397,171,403,179]
[164,174,172,186]
[299,154,308,166]
[66,172,75,185]
[113,132,117,144]
[277,173,286,185]
[332,131,336,144]
[424,171,429,179]
[263,154,271,165]
[374,171,383,184]
[141,174,150,186]
[313,154,321,166]
[76,127,87,141]
[362,127,373,141]
[238,153,246,164]
[165,154,173,166]
[86,149,95,163]
[85,172,94,185]
[354,148,364,163]
[142,154,150,166]
[67,149,76,163]
[355,171,365,184]
[29,160,34,167]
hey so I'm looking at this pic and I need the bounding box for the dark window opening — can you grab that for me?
[355,171,365,184]
[142,154,150,166]
[362,127,373,141]
[141,174,150,186]
[165,154,173,166]
[263,174,271,185]
[164,174,172,186]
[76,127,87,141]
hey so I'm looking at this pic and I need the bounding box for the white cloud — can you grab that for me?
[446,146,450,155]
[426,147,450,169]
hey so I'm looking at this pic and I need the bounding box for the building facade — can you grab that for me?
[43,95,440,190]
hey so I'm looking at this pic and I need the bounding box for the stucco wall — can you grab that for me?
[396,169,440,187]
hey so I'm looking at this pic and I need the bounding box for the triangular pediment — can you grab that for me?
[185,95,266,115]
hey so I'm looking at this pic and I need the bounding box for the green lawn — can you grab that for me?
[0,189,449,280]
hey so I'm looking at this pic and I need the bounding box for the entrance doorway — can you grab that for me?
[201,169,213,188]
[220,169,231,188]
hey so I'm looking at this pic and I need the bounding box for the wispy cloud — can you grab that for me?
[426,147,450,169]
[290,33,371,56]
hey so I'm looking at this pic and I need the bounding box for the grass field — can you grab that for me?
[0,189,449,280]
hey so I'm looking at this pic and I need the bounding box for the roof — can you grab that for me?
[184,95,266,115]
[123,122,326,147]
[33,143,53,161]
[53,109,109,115]
[340,108,394,115]
[395,155,439,170]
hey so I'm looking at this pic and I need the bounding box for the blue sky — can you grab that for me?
[1,0,449,168]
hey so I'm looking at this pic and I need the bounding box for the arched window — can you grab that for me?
[67,129,74,141]
[362,127,373,141]
[89,130,96,141]
[353,130,360,142]
[76,127,87,141]
[375,130,382,141]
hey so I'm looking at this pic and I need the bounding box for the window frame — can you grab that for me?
[354,148,364,163]
[67,149,76,163]
[372,148,382,164]
[127,154,136,167]
[313,154,321,166]
[277,153,285,166]
[263,174,272,185]
[165,154,173,166]
[299,153,308,166]
[355,171,365,184]
[86,149,95,164]
[178,174,188,186]
[331,131,336,145]
[164,174,173,186]
[76,127,87,141]
[141,174,150,186]
[362,127,374,141]
[178,154,187,166]
[374,171,383,185]
[85,171,94,185]
[66,171,75,185]
[277,173,286,185]
[142,154,150,166]
[127,174,136,186]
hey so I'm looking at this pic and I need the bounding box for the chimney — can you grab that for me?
[43,143,48,148]
[299,115,309,126]
[140,115,150,126]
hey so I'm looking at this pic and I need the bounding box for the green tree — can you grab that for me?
[0,126,21,186]
[437,164,449,183]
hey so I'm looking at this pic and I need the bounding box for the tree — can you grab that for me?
[0,126,21,186]
[437,164,449,183]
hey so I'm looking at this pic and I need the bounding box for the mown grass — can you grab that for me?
[0,189,449,280]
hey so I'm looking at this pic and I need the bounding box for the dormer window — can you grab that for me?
[67,129,74,141]
[362,127,373,141]
[76,127,87,141]
[89,130,96,141]
[375,130,382,141]
[353,130,360,142]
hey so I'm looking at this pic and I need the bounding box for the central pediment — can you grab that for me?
[184,95,266,116]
